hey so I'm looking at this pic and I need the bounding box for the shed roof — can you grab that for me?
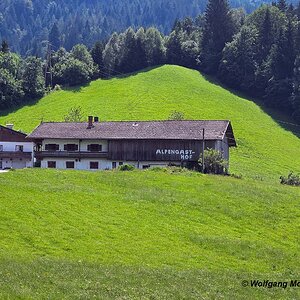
[27,120,236,146]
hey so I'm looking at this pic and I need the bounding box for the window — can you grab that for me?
[64,144,79,152]
[45,144,59,151]
[15,145,24,152]
[112,162,117,169]
[90,162,99,169]
[87,144,102,152]
[48,161,56,168]
[119,162,123,166]
[66,161,75,169]
[0,145,3,152]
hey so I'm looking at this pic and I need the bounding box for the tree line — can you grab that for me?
[2,0,300,122]
[0,0,296,56]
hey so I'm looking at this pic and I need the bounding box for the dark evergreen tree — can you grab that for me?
[291,55,300,122]
[135,28,148,70]
[166,31,182,65]
[258,8,273,62]
[119,27,139,73]
[277,0,288,11]
[91,41,104,69]
[49,23,61,51]
[200,0,234,74]
[1,40,9,53]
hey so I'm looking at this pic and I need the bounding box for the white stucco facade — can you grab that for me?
[0,141,34,169]
[37,137,230,171]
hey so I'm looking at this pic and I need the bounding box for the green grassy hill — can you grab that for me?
[1,65,300,299]
[1,65,300,180]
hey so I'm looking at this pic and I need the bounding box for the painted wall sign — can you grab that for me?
[156,149,196,160]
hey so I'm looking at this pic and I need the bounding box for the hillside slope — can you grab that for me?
[1,65,299,180]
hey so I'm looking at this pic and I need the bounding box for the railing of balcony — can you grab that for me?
[35,151,108,159]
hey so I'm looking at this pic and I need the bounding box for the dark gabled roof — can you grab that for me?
[27,120,237,146]
[0,124,29,142]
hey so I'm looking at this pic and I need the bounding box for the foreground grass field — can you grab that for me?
[1,65,300,298]
[1,65,300,180]
[0,168,300,299]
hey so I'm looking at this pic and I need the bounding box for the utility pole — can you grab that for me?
[202,128,205,174]
[45,42,53,88]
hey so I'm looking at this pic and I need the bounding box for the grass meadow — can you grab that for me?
[1,65,300,298]
[0,168,300,299]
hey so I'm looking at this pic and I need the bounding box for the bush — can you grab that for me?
[54,84,61,91]
[118,164,135,171]
[168,111,185,120]
[280,172,300,186]
[199,148,228,175]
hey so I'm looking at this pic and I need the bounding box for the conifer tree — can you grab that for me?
[277,0,287,11]
[1,40,9,53]
[49,23,61,51]
[91,41,104,69]
[200,0,234,74]
[258,8,272,62]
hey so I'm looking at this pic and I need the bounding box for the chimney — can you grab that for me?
[6,124,14,130]
[87,116,93,129]
[94,116,99,123]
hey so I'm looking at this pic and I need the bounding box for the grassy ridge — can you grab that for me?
[0,168,300,299]
[0,65,300,180]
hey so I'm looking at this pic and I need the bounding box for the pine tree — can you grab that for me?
[166,31,182,65]
[258,8,272,62]
[292,55,300,122]
[135,28,147,70]
[277,0,287,11]
[119,27,138,73]
[1,40,9,53]
[49,23,61,51]
[200,0,234,74]
[91,41,104,69]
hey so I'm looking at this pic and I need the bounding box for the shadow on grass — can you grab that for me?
[0,97,41,118]
[201,72,300,139]
[60,66,162,94]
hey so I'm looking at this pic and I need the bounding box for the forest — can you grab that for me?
[0,0,297,56]
[1,0,300,123]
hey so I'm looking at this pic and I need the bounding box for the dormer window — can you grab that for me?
[87,144,102,152]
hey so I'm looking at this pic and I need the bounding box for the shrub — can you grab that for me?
[168,111,185,120]
[199,148,228,175]
[231,173,243,179]
[54,84,61,91]
[118,164,135,171]
[280,172,300,186]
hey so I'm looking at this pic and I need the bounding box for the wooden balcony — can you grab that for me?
[35,151,108,159]
[0,151,32,159]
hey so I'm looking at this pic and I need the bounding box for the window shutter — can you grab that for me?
[75,145,79,151]
[87,145,91,151]
[45,144,49,151]
[64,145,67,151]
[56,144,59,151]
